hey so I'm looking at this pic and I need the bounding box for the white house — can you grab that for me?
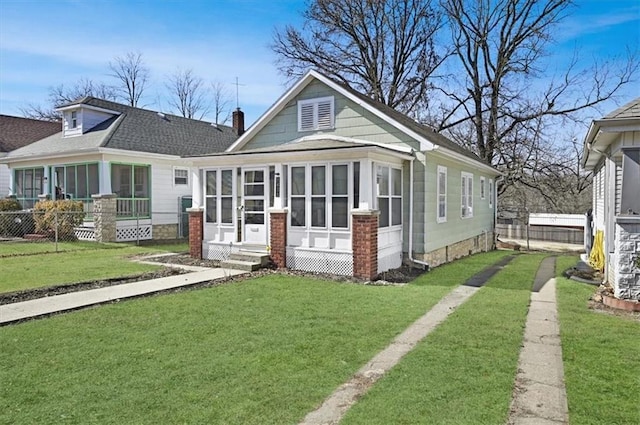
[582,97,640,300]
[1,98,241,241]
[186,70,501,279]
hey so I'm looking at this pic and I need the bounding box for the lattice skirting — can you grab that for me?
[286,247,353,276]
[378,244,403,274]
[116,225,153,241]
[74,227,96,241]
[203,243,234,261]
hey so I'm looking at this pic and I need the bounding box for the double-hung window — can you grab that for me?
[377,165,402,228]
[174,168,188,185]
[480,176,486,199]
[290,166,306,227]
[489,179,494,209]
[437,166,447,223]
[311,166,326,227]
[461,172,473,218]
[298,96,334,131]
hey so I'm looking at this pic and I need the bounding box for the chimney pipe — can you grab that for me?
[232,108,244,136]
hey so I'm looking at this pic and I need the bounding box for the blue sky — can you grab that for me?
[0,0,638,128]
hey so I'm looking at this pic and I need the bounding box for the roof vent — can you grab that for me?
[157,112,166,119]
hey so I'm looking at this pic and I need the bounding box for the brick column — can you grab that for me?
[188,207,204,259]
[92,194,117,242]
[269,209,287,268]
[352,210,379,280]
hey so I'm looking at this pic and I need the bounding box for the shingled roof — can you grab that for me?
[6,97,239,159]
[604,97,640,119]
[0,115,60,152]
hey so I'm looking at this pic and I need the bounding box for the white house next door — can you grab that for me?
[242,168,267,246]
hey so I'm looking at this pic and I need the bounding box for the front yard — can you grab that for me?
[1,250,636,424]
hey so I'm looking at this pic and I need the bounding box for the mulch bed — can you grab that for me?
[1,254,427,306]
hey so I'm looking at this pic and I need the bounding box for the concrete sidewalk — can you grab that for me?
[0,267,247,325]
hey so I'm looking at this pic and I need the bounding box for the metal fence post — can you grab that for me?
[54,209,59,252]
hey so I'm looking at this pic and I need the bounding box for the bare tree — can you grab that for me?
[435,0,637,174]
[108,51,149,107]
[272,0,446,113]
[20,78,117,121]
[211,80,232,125]
[165,69,210,120]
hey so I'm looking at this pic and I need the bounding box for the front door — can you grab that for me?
[242,168,267,246]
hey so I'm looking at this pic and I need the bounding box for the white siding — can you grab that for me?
[594,165,605,231]
[0,164,10,197]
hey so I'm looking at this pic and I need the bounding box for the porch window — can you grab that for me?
[377,165,402,228]
[13,167,44,209]
[437,166,447,223]
[620,148,640,215]
[332,164,348,228]
[311,166,326,227]
[204,169,234,224]
[111,163,150,218]
[290,166,306,227]
[205,171,217,223]
[461,172,473,218]
[53,163,99,212]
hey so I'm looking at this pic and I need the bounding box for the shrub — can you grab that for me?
[32,200,85,240]
[0,198,35,237]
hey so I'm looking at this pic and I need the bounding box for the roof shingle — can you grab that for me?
[0,115,60,152]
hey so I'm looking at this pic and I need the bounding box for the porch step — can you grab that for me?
[220,259,262,272]
[220,252,270,272]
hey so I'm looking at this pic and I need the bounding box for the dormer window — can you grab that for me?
[298,96,334,132]
[71,111,78,129]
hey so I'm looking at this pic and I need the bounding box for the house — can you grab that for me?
[186,70,501,279]
[582,97,640,300]
[0,98,241,241]
[0,115,60,197]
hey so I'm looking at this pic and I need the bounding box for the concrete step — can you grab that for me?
[229,251,270,267]
[220,259,262,272]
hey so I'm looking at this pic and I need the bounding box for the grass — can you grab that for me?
[556,256,640,425]
[0,251,509,425]
[0,242,188,293]
[342,253,545,425]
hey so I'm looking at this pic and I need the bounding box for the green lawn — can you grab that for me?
[342,253,545,425]
[556,256,640,425]
[0,252,509,425]
[0,242,188,293]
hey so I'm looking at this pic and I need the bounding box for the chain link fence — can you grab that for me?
[0,210,190,255]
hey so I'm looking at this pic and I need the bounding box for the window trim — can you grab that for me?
[297,96,335,132]
[461,171,473,219]
[437,165,447,223]
[173,167,189,186]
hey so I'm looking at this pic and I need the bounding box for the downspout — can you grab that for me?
[494,175,503,247]
[408,154,430,268]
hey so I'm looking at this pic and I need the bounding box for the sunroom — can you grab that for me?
[188,137,413,276]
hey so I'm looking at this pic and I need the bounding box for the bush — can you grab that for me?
[32,200,85,240]
[0,198,35,237]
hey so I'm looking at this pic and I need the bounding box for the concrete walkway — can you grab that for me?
[300,255,515,425]
[508,256,569,424]
[0,266,247,325]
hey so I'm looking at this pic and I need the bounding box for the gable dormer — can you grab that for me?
[57,101,120,138]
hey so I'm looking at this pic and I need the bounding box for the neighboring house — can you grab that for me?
[0,115,60,197]
[0,98,241,241]
[187,70,501,279]
[582,97,640,300]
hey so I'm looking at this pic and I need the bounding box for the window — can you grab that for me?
[71,111,78,129]
[53,163,99,201]
[298,96,335,131]
[111,163,151,218]
[377,165,402,228]
[205,169,234,224]
[13,167,44,209]
[620,148,640,215]
[461,172,473,218]
[174,168,188,185]
[437,166,447,223]
[289,163,352,229]
[480,176,486,199]
[489,179,494,209]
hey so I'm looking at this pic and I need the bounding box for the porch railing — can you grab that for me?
[116,198,151,219]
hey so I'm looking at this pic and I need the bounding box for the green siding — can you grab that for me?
[423,152,495,253]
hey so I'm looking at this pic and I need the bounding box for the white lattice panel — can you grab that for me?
[286,247,353,276]
[74,227,96,241]
[116,225,152,241]
[378,244,403,274]
[204,243,233,261]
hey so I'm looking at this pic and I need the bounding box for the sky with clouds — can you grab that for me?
[0,0,638,128]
